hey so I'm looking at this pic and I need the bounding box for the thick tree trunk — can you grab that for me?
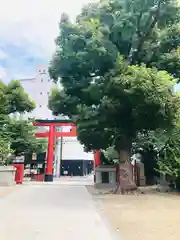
[115,137,133,194]
[118,137,132,163]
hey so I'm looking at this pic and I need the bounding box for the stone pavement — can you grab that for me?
[0,178,118,240]
[0,186,16,197]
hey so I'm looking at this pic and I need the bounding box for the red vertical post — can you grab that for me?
[45,124,55,182]
[93,150,101,183]
[94,150,101,168]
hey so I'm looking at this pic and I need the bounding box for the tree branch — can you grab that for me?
[127,10,143,62]
[130,0,162,64]
[137,11,143,38]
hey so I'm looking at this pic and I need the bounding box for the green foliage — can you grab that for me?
[155,122,180,179]
[0,79,43,158]
[49,0,180,162]
[6,80,35,114]
[157,138,180,179]
[0,137,13,165]
[0,79,36,145]
[133,123,180,182]
[155,47,180,79]
[133,129,168,183]
[0,81,8,115]
[7,119,47,155]
[103,146,119,163]
[100,151,115,165]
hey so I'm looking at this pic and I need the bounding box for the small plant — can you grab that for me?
[157,138,180,183]
[0,137,13,165]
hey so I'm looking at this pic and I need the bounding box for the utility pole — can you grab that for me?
[60,135,63,176]
[55,126,63,177]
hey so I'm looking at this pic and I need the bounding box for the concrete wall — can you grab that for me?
[95,170,116,189]
[62,137,94,161]
[0,166,16,186]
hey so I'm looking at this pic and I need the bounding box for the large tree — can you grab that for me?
[0,80,45,159]
[6,80,35,114]
[0,79,35,140]
[49,0,180,162]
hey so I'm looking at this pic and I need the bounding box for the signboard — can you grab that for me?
[37,164,43,168]
[32,152,37,161]
[55,126,62,132]
[55,126,72,132]
[13,155,25,163]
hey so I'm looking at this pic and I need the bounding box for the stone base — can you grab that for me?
[0,166,16,186]
[119,163,135,188]
[139,177,146,186]
[44,174,53,182]
[94,183,116,189]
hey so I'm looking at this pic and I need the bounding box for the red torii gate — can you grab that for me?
[33,119,101,182]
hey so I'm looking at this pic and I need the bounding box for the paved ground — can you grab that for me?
[0,178,117,240]
[0,186,16,197]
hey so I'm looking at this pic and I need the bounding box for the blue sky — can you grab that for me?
[0,0,96,82]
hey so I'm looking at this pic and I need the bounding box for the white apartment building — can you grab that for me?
[19,65,94,177]
[20,65,56,120]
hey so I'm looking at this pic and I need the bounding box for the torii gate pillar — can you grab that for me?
[45,124,55,181]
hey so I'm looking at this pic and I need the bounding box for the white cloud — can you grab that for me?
[0,0,97,60]
[0,66,7,80]
[0,49,8,60]
[0,0,97,80]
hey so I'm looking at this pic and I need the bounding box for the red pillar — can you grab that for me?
[93,150,101,183]
[94,150,101,168]
[45,124,55,182]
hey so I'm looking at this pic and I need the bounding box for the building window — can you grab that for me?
[47,92,49,95]
[40,92,43,95]
[41,78,43,82]
[39,105,42,108]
